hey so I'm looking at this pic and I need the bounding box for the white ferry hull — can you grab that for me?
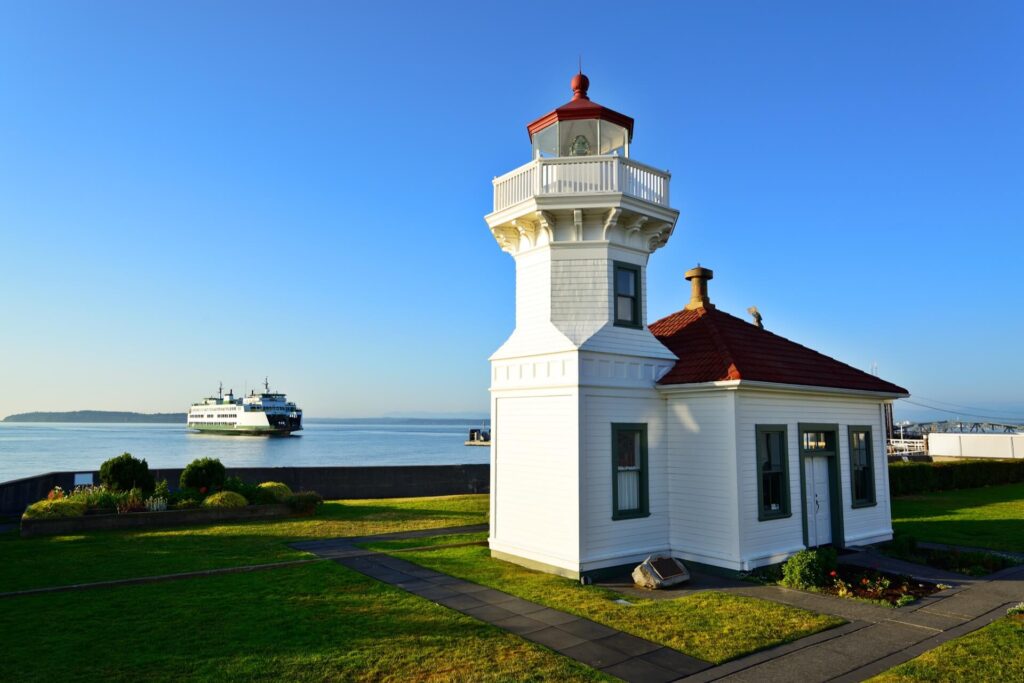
[187,382,302,436]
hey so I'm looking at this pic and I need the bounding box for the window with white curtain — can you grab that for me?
[612,423,648,519]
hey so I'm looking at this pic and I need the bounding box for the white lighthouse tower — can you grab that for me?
[486,73,680,578]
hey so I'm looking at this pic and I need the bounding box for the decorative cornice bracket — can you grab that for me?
[601,208,623,240]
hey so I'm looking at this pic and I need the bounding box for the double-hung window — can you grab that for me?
[756,425,790,520]
[848,427,876,506]
[612,423,648,519]
[613,262,641,328]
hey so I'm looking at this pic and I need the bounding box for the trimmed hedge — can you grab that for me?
[781,547,837,589]
[202,491,248,509]
[99,453,155,494]
[258,482,293,502]
[889,459,1024,496]
[23,499,87,520]
[180,458,226,492]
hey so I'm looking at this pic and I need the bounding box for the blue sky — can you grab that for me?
[1,1,1021,421]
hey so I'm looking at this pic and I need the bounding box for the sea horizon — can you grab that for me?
[0,419,490,484]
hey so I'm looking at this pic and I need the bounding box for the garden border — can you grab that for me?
[20,503,292,537]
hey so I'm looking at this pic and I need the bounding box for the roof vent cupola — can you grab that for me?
[684,266,714,310]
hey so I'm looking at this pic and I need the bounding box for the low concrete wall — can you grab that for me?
[927,433,1024,460]
[0,464,490,517]
[21,504,292,538]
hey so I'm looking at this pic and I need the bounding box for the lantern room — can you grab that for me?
[527,72,634,159]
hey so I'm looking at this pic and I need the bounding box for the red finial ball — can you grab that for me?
[571,72,590,100]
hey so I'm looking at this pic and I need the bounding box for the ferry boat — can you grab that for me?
[187,379,302,435]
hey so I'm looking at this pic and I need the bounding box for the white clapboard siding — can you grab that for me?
[491,393,580,569]
[516,248,552,326]
[665,392,742,568]
[580,391,670,570]
[734,391,892,566]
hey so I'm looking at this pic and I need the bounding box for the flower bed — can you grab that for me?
[20,455,323,537]
[753,547,947,608]
[821,566,942,607]
[21,504,293,538]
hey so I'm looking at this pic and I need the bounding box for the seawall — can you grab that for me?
[0,464,490,517]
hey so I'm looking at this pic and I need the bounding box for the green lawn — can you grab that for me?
[366,534,844,664]
[0,494,488,592]
[0,560,606,683]
[891,482,1024,552]
[870,616,1024,682]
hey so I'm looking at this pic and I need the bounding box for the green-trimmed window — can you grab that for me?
[612,423,648,519]
[756,425,790,520]
[613,262,641,328]
[849,427,876,507]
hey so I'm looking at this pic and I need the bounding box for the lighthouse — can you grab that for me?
[486,73,680,578]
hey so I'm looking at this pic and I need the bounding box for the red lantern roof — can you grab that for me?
[526,72,635,142]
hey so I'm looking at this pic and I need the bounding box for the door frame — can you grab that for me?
[797,423,845,548]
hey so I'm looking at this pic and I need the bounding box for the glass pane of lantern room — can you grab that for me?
[559,119,599,156]
[533,124,558,158]
[599,121,628,156]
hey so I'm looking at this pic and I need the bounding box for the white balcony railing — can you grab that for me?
[492,156,670,213]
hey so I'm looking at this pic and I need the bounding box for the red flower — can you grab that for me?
[829,570,837,577]
[861,578,870,584]
[199,486,208,494]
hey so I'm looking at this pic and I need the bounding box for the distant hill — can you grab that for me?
[3,411,187,423]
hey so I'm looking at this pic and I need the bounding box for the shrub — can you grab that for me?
[168,487,202,505]
[180,458,226,493]
[22,499,87,520]
[223,477,276,505]
[258,482,292,502]
[99,453,155,494]
[202,491,247,508]
[170,498,200,510]
[68,485,118,512]
[287,491,323,514]
[889,459,1024,496]
[154,479,170,500]
[781,547,838,589]
[116,488,146,514]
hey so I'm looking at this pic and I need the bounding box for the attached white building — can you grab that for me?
[485,73,909,579]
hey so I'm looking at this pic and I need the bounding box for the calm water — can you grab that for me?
[0,420,490,483]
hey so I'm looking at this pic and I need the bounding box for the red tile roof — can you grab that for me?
[649,306,908,395]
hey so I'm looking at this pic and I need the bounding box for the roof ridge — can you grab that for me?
[648,304,908,394]
[707,306,889,384]
[698,307,742,380]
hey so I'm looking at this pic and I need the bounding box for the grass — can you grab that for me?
[891,482,1024,552]
[869,616,1024,682]
[365,534,845,664]
[0,494,488,592]
[0,560,607,683]
[878,537,1016,577]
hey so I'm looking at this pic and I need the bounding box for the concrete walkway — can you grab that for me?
[295,529,1024,682]
[293,526,710,683]
[686,560,1024,681]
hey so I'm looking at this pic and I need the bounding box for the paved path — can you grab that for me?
[294,528,1024,683]
[688,562,1024,682]
[293,526,710,683]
